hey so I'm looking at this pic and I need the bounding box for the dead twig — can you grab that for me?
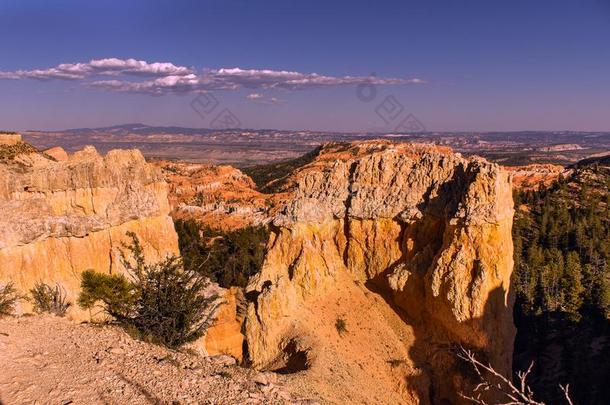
[457,347,574,405]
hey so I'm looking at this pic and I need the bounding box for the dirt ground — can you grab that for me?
[0,315,317,405]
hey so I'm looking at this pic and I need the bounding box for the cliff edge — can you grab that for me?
[245,141,515,404]
[0,141,179,319]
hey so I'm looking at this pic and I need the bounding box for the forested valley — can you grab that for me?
[512,157,610,405]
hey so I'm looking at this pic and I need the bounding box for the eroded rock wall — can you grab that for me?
[245,142,515,404]
[0,145,179,318]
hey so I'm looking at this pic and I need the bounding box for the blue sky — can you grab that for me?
[1,0,609,132]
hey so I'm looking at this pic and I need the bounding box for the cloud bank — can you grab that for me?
[0,58,424,95]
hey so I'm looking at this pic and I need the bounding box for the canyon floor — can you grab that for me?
[0,316,317,405]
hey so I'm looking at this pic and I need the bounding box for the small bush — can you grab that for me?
[335,317,347,336]
[78,271,135,319]
[29,282,71,316]
[0,282,20,317]
[386,359,406,369]
[78,232,220,348]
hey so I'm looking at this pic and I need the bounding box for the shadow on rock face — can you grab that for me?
[271,339,312,375]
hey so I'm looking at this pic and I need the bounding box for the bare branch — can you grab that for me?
[560,384,574,405]
[457,346,545,405]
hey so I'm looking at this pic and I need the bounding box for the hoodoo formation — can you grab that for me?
[244,142,515,404]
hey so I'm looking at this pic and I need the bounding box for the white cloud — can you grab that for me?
[0,58,425,95]
[245,93,283,105]
[0,68,85,80]
[90,73,201,95]
[0,58,194,81]
[206,68,422,90]
[88,58,193,76]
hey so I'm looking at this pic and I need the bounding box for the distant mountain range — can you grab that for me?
[22,124,610,166]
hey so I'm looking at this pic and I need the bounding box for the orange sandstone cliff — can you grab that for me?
[0,141,179,318]
[244,142,516,404]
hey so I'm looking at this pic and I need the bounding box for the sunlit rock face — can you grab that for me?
[245,142,515,404]
[0,133,22,145]
[0,144,179,319]
[153,160,273,231]
[200,286,246,362]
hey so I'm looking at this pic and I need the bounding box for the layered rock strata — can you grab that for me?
[245,142,515,404]
[0,144,179,318]
[155,160,275,230]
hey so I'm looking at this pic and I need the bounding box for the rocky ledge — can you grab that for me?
[0,142,178,318]
[245,141,515,404]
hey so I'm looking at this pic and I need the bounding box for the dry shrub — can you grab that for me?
[29,282,71,316]
[0,282,20,317]
[335,317,347,336]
